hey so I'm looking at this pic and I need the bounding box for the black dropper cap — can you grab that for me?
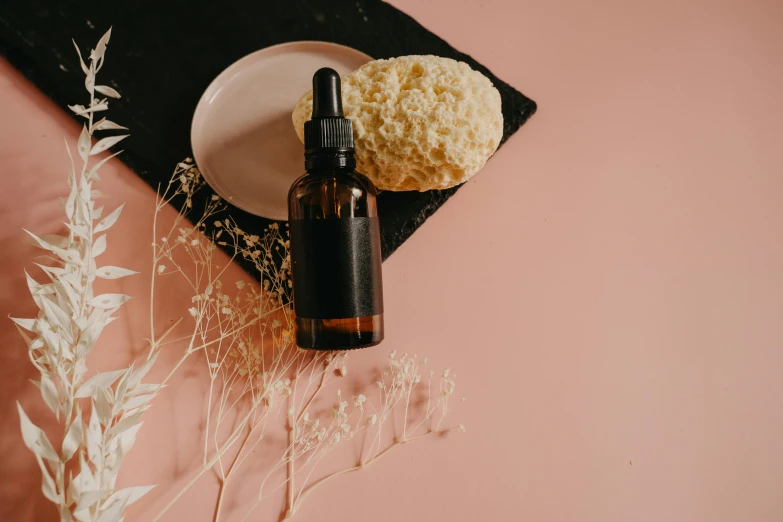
[304,68,356,171]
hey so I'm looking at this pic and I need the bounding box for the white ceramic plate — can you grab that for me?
[191,42,372,220]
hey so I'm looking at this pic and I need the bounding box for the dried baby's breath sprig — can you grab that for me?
[245,350,461,521]
[148,166,463,522]
[13,29,160,522]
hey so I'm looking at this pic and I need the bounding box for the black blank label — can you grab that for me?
[290,217,383,319]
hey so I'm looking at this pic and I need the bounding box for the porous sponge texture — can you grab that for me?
[292,55,503,192]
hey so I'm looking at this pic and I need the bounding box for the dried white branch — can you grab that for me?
[15,28,158,522]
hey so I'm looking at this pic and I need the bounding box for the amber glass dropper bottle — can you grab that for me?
[288,68,384,350]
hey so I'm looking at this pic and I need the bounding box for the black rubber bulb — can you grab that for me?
[311,67,344,118]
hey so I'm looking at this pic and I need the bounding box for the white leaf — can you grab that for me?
[76,319,106,358]
[89,294,131,310]
[70,103,108,116]
[93,235,107,257]
[102,485,155,511]
[52,245,84,266]
[35,454,59,503]
[75,369,126,398]
[65,174,78,219]
[96,495,126,522]
[33,284,56,296]
[41,234,70,249]
[80,174,93,195]
[74,316,88,331]
[65,223,90,240]
[87,151,121,182]
[95,266,138,280]
[91,206,104,220]
[53,286,74,322]
[24,271,45,309]
[74,503,92,520]
[11,317,36,331]
[93,85,121,99]
[72,39,89,74]
[41,297,73,337]
[96,389,113,426]
[106,435,121,468]
[79,489,111,509]
[41,328,61,357]
[63,269,82,290]
[92,28,112,65]
[126,383,161,397]
[75,452,97,493]
[93,118,127,131]
[40,374,60,416]
[90,135,128,156]
[17,327,39,352]
[35,263,66,279]
[67,478,79,511]
[85,65,95,94]
[121,393,156,412]
[108,410,145,436]
[127,352,159,389]
[16,327,37,353]
[78,177,92,218]
[68,104,87,116]
[53,278,80,317]
[17,402,60,461]
[119,422,142,455]
[78,125,91,162]
[114,370,131,405]
[94,204,124,233]
[86,403,102,466]
[76,489,110,511]
[62,413,83,461]
[65,138,77,183]
[25,229,57,252]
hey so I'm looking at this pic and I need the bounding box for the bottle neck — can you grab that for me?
[305,149,356,172]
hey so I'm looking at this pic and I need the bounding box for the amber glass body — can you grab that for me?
[288,169,384,350]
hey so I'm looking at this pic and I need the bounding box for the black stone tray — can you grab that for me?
[0,0,536,265]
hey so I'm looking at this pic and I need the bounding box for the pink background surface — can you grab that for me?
[2,1,783,521]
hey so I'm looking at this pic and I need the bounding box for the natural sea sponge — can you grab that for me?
[292,55,503,192]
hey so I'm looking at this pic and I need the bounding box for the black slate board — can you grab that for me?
[0,0,536,268]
